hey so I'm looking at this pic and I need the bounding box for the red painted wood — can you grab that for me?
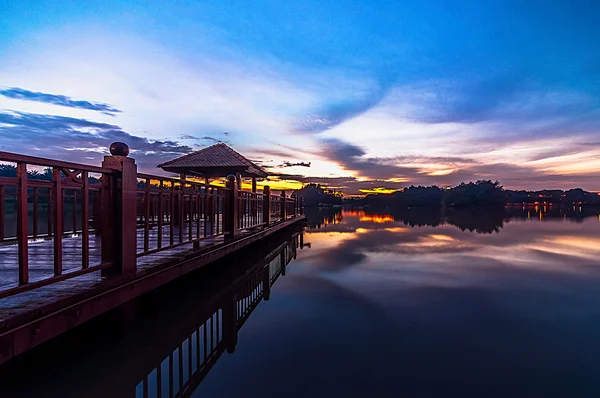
[225,177,238,239]
[16,162,29,285]
[72,189,77,233]
[178,183,184,243]
[170,182,175,246]
[0,184,5,242]
[158,181,164,249]
[0,262,113,299]
[82,171,90,269]
[144,178,150,252]
[47,187,53,238]
[203,186,209,237]
[0,150,115,174]
[53,168,63,276]
[263,186,271,226]
[33,187,39,238]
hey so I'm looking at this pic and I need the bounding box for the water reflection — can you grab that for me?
[305,205,600,233]
[134,239,297,398]
[286,206,600,395]
[302,206,600,275]
[0,228,301,398]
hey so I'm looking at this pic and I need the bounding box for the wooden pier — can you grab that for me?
[0,142,305,365]
[0,228,302,397]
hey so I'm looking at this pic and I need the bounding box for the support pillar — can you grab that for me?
[280,190,287,221]
[101,142,137,276]
[251,177,257,193]
[225,174,238,240]
[262,186,271,225]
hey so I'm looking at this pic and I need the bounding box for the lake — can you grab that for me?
[1,206,600,397]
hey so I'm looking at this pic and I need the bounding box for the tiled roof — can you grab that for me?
[158,143,268,177]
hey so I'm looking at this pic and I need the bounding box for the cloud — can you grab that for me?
[293,75,396,134]
[179,134,199,140]
[318,138,423,180]
[0,111,192,172]
[393,79,600,143]
[0,87,121,116]
[280,161,311,168]
[200,136,230,144]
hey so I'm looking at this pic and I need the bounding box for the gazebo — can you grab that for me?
[157,143,268,191]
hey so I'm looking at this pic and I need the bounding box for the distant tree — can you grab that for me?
[442,180,506,207]
[294,183,342,207]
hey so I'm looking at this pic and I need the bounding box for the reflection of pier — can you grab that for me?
[135,233,299,398]
[0,229,302,397]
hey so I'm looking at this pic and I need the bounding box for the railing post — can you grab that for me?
[280,190,286,221]
[262,186,270,225]
[101,142,137,276]
[225,174,238,239]
[16,162,28,285]
[299,196,304,215]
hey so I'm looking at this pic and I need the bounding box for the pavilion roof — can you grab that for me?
[157,143,268,178]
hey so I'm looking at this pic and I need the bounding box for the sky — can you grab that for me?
[1,0,600,195]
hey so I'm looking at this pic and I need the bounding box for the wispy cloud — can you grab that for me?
[0,87,121,116]
[279,161,311,168]
[0,111,191,172]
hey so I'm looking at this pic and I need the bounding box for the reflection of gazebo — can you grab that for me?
[157,143,268,191]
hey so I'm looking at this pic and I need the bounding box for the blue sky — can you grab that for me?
[1,0,600,194]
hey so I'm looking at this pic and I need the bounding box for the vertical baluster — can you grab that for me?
[188,191,193,241]
[47,188,53,238]
[178,182,184,243]
[53,168,63,276]
[0,185,5,242]
[158,181,163,249]
[33,187,38,238]
[82,171,89,268]
[17,162,28,285]
[203,185,208,237]
[196,190,201,240]
[170,181,175,246]
[211,189,218,235]
[144,178,150,252]
[72,189,77,233]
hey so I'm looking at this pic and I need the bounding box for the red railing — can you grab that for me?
[237,190,264,230]
[0,144,303,298]
[0,151,115,298]
[135,174,230,257]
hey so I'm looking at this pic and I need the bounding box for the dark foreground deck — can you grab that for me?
[0,215,304,365]
[0,228,302,397]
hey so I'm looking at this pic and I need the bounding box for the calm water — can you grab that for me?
[2,206,600,397]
